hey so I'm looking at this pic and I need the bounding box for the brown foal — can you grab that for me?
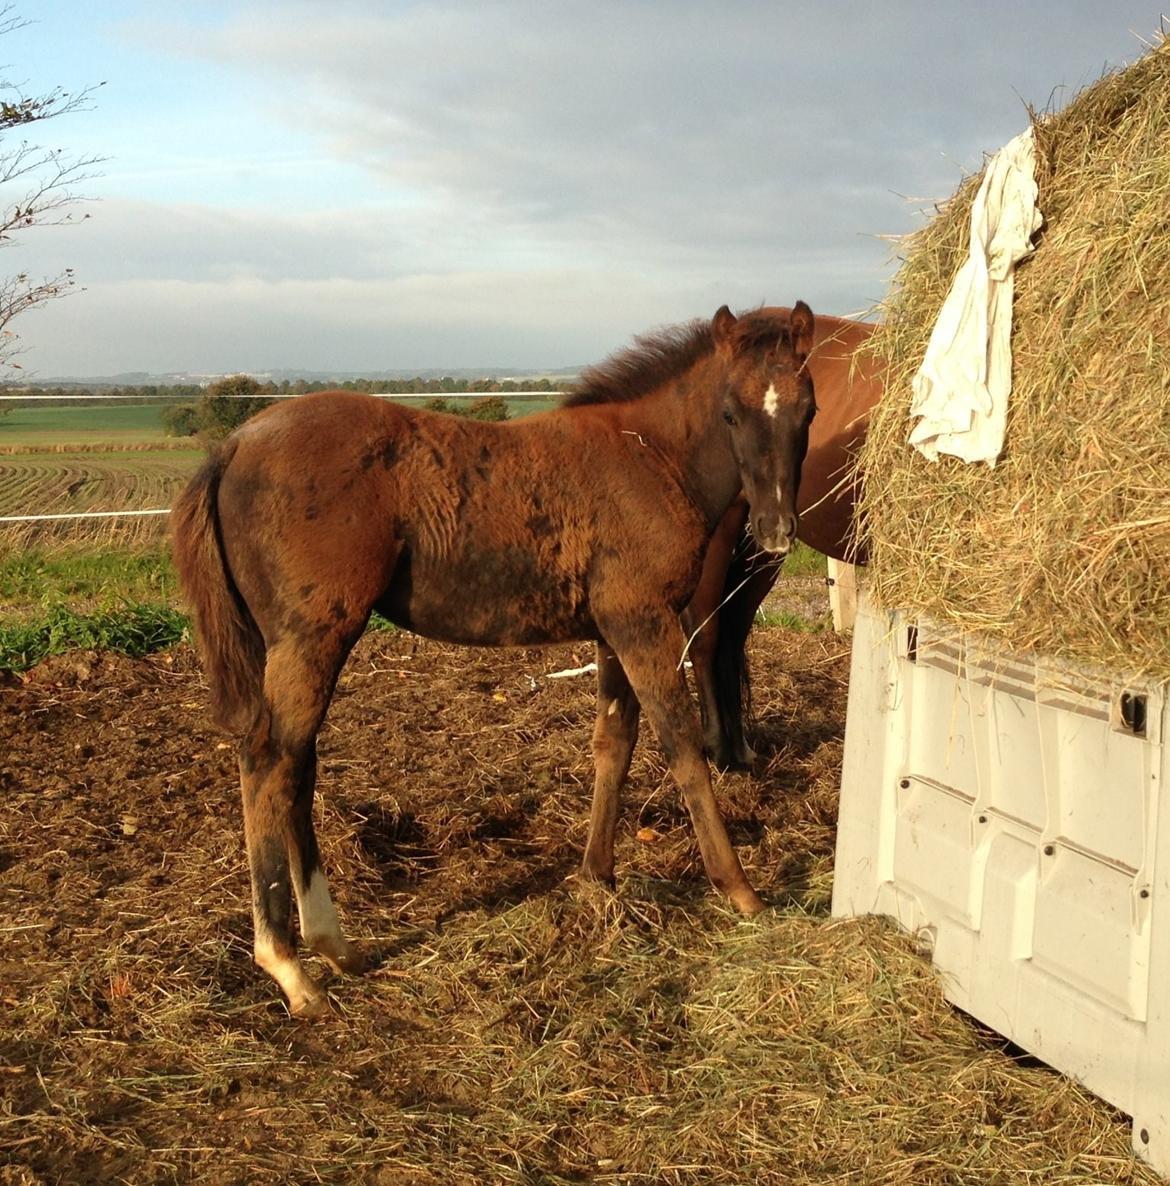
[173,303,817,1015]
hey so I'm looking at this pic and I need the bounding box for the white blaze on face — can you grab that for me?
[763,383,781,418]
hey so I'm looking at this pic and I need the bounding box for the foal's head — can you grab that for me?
[713,302,816,555]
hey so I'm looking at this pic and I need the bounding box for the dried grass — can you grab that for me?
[0,633,1157,1184]
[0,514,173,551]
[858,35,1170,677]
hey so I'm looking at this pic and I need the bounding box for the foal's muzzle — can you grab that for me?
[751,510,799,556]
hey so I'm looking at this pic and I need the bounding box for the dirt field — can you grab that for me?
[0,628,1156,1185]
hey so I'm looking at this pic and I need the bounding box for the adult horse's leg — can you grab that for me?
[240,629,363,1016]
[580,643,641,886]
[709,546,782,768]
[604,614,765,915]
[682,500,748,770]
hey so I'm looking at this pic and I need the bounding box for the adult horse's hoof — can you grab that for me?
[705,740,755,773]
[711,752,752,774]
[576,861,617,891]
[731,742,757,768]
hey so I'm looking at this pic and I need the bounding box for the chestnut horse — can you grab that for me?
[173,304,817,1016]
[681,309,881,769]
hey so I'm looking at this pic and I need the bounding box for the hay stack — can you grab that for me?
[858,35,1170,678]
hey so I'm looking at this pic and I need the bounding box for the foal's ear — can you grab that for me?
[789,301,815,365]
[712,305,738,356]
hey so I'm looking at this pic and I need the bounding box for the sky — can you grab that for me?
[5,1,1168,378]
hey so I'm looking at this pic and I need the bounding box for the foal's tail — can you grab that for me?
[171,440,265,734]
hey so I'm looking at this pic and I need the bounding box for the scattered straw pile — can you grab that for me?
[2,633,1158,1183]
[859,35,1170,678]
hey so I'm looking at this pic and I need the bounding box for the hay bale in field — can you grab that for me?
[858,35,1170,677]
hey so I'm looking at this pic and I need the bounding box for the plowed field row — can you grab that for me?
[0,449,203,548]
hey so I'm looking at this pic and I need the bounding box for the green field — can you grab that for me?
[0,396,561,450]
[0,402,172,446]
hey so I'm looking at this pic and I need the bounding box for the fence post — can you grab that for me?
[827,558,858,632]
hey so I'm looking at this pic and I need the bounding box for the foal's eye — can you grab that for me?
[722,409,737,427]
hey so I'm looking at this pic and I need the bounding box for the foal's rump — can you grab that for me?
[171,437,266,732]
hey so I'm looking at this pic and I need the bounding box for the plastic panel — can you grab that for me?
[833,595,1169,1174]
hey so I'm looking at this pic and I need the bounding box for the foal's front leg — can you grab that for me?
[682,499,748,768]
[605,615,765,916]
[580,643,641,886]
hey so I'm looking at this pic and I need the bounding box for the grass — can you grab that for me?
[0,602,191,670]
[0,545,407,670]
[0,545,186,671]
[0,396,560,451]
[1,543,831,615]
[781,540,828,578]
[757,608,830,631]
[0,545,179,609]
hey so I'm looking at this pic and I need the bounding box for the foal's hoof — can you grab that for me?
[313,939,367,977]
[706,742,754,773]
[732,743,757,769]
[288,987,332,1019]
[730,886,767,916]
[576,863,617,891]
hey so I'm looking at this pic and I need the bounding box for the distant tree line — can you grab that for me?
[158,376,516,439]
[0,374,560,408]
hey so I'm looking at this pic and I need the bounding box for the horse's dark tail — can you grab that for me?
[171,440,265,734]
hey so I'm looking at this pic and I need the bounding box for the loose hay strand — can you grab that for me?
[857,35,1170,678]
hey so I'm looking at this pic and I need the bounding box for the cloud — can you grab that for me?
[17,0,1163,374]
[183,1,1157,249]
[14,186,893,375]
[150,3,946,271]
[22,260,883,378]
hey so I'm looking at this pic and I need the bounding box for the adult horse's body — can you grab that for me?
[682,309,882,769]
[173,304,817,1016]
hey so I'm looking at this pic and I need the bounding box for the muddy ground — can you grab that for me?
[0,622,1154,1185]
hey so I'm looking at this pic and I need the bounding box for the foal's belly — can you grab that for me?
[375,546,599,647]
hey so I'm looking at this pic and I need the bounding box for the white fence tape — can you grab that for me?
[0,508,172,523]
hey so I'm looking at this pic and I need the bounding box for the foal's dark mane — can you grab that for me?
[563,308,796,408]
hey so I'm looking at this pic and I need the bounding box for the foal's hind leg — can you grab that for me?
[580,643,640,886]
[288,738,364,976]
[240,635,361,1016]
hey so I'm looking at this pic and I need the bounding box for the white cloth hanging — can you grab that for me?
[908,125,1043,466]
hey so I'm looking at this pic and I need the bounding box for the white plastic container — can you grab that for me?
[832,593,1170,1174]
